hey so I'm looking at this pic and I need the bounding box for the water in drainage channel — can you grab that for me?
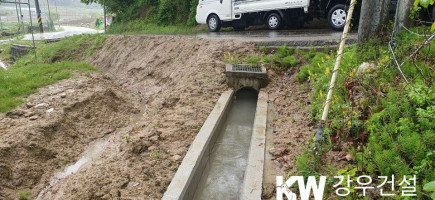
[193,89,258,200]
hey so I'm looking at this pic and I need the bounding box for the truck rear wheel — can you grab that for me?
[266,13,282,30]
[208,15,221,32]
[328,4,347,31]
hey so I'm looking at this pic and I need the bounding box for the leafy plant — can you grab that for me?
[18,191,31,200]
[423,181,435,199]
[247,56,260,65]
[281,56,298,68]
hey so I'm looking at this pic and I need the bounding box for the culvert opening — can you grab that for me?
[192,88,258,200]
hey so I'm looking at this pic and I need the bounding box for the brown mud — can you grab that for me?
[0,35,349,199]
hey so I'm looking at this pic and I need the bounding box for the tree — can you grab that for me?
[393,0,415,35]
[358,0,392,43]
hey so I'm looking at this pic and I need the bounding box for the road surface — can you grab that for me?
[22,26,103,41]
[197,28,358,47]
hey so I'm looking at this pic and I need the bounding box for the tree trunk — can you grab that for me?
[394,0,415,34]
[358,0,391,43]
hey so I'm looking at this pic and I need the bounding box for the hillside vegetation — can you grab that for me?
[81,0,198,30]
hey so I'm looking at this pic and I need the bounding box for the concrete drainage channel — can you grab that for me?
[163,65,268,200]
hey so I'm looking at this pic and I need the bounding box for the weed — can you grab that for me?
[108,20,206,34]
[276,45,295,58]
[281,56,297,68]
[294,26,435,196]
[125,135,131,143]
[258,46,268,54]
[246,56,260,65]
[18,191,31,200]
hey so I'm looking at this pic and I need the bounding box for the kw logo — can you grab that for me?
[276,176,326,200]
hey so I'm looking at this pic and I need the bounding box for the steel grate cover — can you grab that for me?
[232,64,262,73]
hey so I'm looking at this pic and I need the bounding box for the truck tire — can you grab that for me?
[328,4,347,31]
[266,13,282,30]
[207,14,221,32]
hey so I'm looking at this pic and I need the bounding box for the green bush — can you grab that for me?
[246,56,260,65]
[18,191,31,200]
[281,56,297,68]
[294,26,435,198]
[276,45,295,58]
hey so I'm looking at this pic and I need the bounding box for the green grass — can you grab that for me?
[0,34,106,113]
[107,19,207,34]
[0,61,96,112]
[292,26,435,199]
[17,190,31,200]
[15,34,107,66]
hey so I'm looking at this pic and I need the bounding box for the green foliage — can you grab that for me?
[281,56,297,68]
[246,56,260,65]
[82,0,198,27]
[0,61,96,112]
[15,34,107,66]
[413,0,435,32]
[107,19,206,34]
[296,53,329,83]
[17,191,31,200]
[276,45,295,58]
[258,46,268,54]
[0,35,103,112]
[296,153,319,177]
[295,26,435,196]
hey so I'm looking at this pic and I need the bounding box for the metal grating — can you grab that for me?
[232,64,262,73]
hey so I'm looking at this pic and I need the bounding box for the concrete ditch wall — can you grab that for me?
[162,90,234,200]
[241,91,268,200]
[163,89,268,200]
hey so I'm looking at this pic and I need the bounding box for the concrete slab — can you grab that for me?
[162,89,234,200]
[241,90,268,200]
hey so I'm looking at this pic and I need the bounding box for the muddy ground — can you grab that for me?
[0,35,349,199]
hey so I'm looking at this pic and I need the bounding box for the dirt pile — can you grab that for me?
[1,34,326,199]
[0,74,137,199]
[48,35,258,199]
[0,35,258,199]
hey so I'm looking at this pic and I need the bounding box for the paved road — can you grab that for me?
[22,26,103,41]
[196,20,358,47]
[198,29,357,47]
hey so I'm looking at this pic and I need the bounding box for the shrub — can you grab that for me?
[247,56,260,65]
[276,45,295,58]
[281,56,297,68]
[18,191,30,200]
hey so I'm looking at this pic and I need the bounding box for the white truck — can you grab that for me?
[196,0,310,32]
[196,0,366,32]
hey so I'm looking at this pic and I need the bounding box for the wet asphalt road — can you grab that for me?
[16,19,357,47]
[197,20,358,47]
[22,26,103,41]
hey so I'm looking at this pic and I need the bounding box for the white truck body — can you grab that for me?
[196,0,310,24]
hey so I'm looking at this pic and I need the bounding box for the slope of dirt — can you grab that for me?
[32,35,259,199]
[0,73,137,199]
[261,67,351,199]
[0,35,343,200]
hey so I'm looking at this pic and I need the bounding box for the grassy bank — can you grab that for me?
[0,34,106,112]
[107,19,207,34]
[295,27,434,198]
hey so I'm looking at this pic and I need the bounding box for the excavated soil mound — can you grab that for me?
[1,35,259,199]
[0,74,137,199]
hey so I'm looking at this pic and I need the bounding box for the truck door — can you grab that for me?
[219,0,232,20]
